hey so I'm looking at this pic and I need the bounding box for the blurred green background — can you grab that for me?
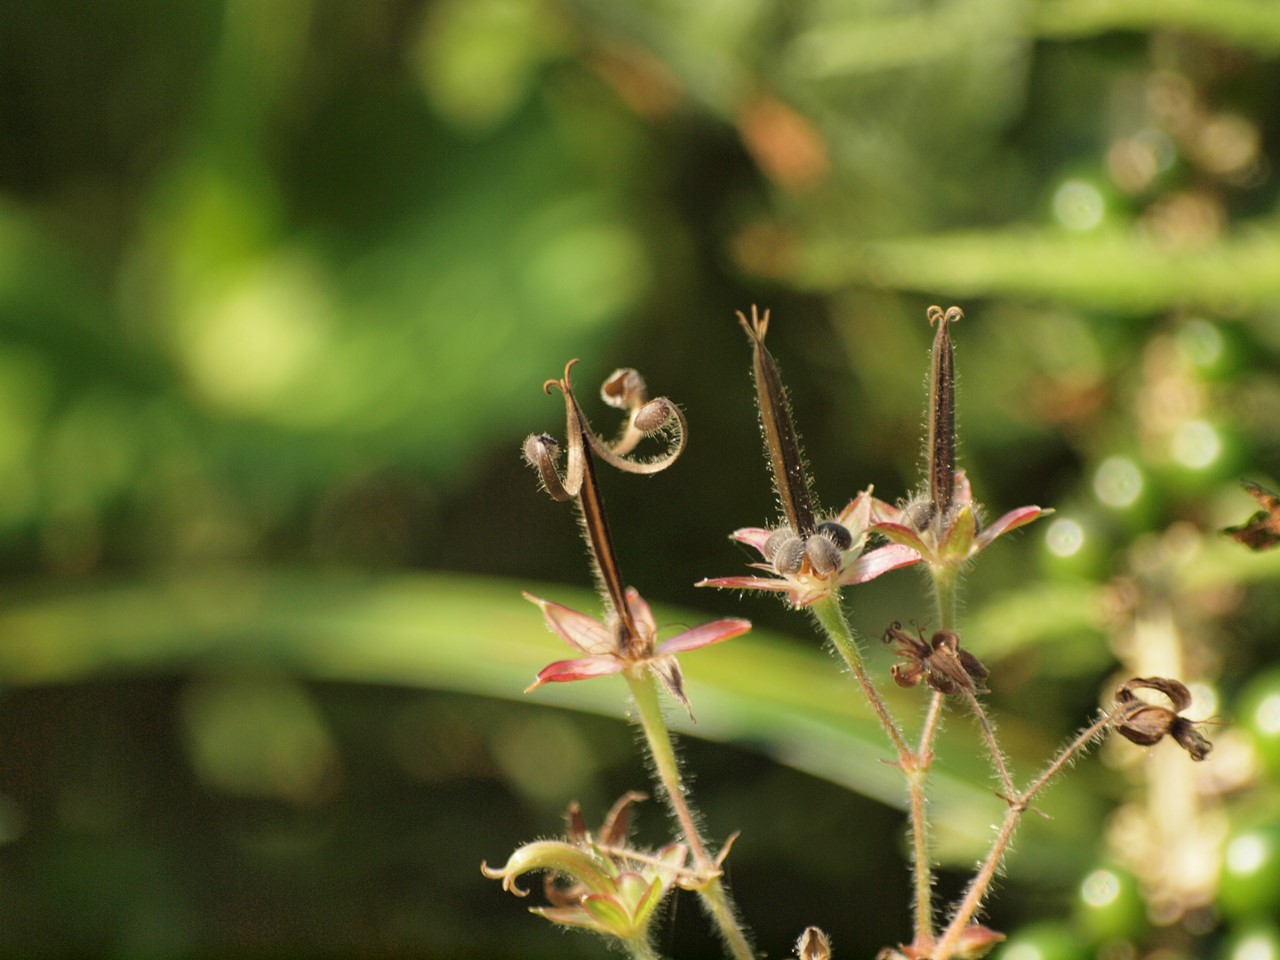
[3,1,1280,957]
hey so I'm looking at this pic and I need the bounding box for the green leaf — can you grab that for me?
[0,569,1099,861]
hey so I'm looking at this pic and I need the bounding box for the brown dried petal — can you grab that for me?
[883,621,929,657]
[891,661,925,689]
[599,791,648,848]
[1115,703,1177,746]
[565,801,588,844]
[1171,717,1213,761]
[922,647,974,695]
[1117,676,1193,712]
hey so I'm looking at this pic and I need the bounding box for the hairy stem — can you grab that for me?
[810,596,909,758]
[626,673,756,960]
[960,688,1016,801]
[811,596,936,948]
[625,937,664,960]
[902,567,960,949]
[933,710,1119,960]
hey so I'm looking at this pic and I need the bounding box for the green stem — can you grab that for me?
[932,568,958,631]
[624,938,664,960]
[626,672,756,960]
[811,597,935,948]
[902,566,959,951]
[809,596,909,757]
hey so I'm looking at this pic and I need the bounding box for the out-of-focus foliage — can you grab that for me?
[2,0,1280,957]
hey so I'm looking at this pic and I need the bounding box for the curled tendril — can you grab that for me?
[523,359,687,502]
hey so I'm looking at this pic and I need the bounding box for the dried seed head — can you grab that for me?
[796,927,833,960]
[883,621,988,695]
[1114,676,1213,761]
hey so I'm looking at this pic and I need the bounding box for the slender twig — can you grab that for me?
[626,673,756,960]
[933,709,1120,960]
[959,688,1016,802]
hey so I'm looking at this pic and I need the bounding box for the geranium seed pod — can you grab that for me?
[763,528,794,562]
[774,536,806,575]
[815,521,853,551]
[926,304,963,524]
[601,367,647,410]
[633,398,674,433]
[805,534,843,575]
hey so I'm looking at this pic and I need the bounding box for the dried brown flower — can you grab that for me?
[883,622,989,695]
[1113,677,1212,761]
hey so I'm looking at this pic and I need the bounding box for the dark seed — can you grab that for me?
[815,521,853,551]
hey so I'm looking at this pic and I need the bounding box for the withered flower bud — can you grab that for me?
[1114,677,1212,761]
[883,621,989,695]
[796,926,833,960]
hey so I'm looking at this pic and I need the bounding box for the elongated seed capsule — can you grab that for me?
[738,306,817,537]
[570,400,640,649]
[926,305,963,525]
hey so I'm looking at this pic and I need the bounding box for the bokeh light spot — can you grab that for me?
[1232,933,1279,960]
[1080,868,1121,907]
[1053,179,1105,231]
[1253,693,1280,735]
[1004,943,1044,960]
[1093,457,1143,508]
[180,257,331,416]
[1045,518,1085,557]
[1170,420,1221,469]
[1177,319,1223,368]
[1187,682,1217,718]
[1226,833,1269,875]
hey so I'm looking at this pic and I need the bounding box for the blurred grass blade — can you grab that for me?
[0,569,1101,859]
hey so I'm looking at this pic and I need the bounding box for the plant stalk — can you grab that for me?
[625,937,664,960]
[626,672,756,960]
[810,596,910,757]
[933,709,1119,960]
